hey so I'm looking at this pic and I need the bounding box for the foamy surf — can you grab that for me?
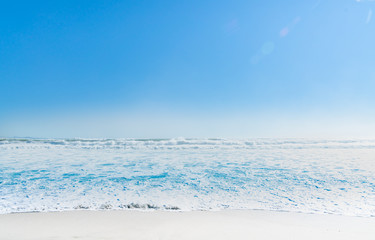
[1,138,375,216]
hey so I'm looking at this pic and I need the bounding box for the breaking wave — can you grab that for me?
[2,137,375,150]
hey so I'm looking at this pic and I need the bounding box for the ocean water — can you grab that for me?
[1,138,375,216]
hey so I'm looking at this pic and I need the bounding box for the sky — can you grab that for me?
[1,0,375,138]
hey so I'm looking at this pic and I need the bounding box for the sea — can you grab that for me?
[1,138,375,216]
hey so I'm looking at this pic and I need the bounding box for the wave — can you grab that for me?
[2,137,375,150]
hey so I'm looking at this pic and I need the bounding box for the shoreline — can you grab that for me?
[1,209,374,240]
[2,208,375,218]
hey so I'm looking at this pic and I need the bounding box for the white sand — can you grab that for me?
[0,210,374,240]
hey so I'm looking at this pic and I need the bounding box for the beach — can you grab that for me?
[1,138,375,239]
[3,0,375,238]
[0,210,374,240]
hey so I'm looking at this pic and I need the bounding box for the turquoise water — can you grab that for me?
[1,138,375,216]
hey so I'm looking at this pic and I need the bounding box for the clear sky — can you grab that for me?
[1,0,375,138]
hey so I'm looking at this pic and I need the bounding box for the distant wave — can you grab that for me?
[2,137,375,150]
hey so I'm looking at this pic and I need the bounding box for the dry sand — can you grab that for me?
[0,210,374,240]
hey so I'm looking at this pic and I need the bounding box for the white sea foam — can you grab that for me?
[0,138,375,216]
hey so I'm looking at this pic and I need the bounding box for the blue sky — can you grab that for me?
[1,0,375,138]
